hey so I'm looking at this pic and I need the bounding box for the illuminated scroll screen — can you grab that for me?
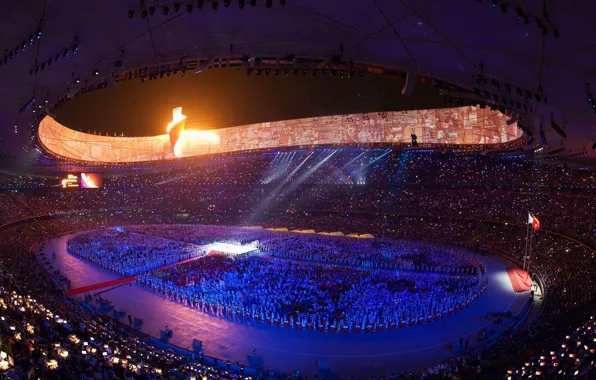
[61,174,79,188]
[38,106,521,163]
[81,173,102,188]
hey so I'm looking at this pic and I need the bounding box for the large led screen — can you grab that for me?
[61,174,79,188]
[38,106,522,163]
[80,173,102,188]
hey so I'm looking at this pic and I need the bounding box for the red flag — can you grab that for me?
[531,214,540,232]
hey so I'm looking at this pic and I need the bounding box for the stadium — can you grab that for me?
[0,1,595,379]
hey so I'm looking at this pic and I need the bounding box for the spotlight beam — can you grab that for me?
[244,151,314,223]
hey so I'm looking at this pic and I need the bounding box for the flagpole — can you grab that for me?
[523,215,530,272]
[527,227,534,278]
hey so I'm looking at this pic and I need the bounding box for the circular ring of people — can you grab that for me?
[67,225,487,333]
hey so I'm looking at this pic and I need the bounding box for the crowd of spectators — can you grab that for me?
[0,207,593,378]
[503,314,596,379]
[0,151,594,248]
[0,148,594,378]
[0,213,271,379]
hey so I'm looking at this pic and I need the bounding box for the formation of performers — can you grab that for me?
[67,226,486,332]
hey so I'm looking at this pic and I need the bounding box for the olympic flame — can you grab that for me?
[166,107,220,158]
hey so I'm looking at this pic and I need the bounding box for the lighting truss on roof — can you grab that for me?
[476,0,560,38]
[586,83,596,114]
[440,88,532,116]
[0,27,42,68]
[18,97,36,114]
[245,55,364,78]
[550,113,567,139]
[475,66,547,105]
[29,36,79,76]
[128,0,286,18]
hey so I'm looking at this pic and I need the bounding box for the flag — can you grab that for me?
[528,213,534,224]
[278,57,293,66]
[261,57,277,66]
[532,214,540,232]
[182,60,195,70]
[227,57,243,67]
[211,58,221,69]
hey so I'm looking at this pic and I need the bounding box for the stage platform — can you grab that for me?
[43,232,531,379]
[202,242,257,255]
[506,267,533,292]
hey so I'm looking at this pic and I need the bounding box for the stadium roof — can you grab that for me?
[1,0,595,169]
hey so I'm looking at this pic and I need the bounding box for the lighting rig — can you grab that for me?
[441,87,532,118]
[0,26,42,68]
[440,86,536,144]
[18,97,36,114]
[539,122,548,147]
[550,113,567,139]
[587,83,596,113]
[29,36,79,75]
[568,150,588,158]
[475,0,559,38]
[475,65,547,106]
[245,55,364,79]
[128,0,286,17]
[140,59,187,82]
